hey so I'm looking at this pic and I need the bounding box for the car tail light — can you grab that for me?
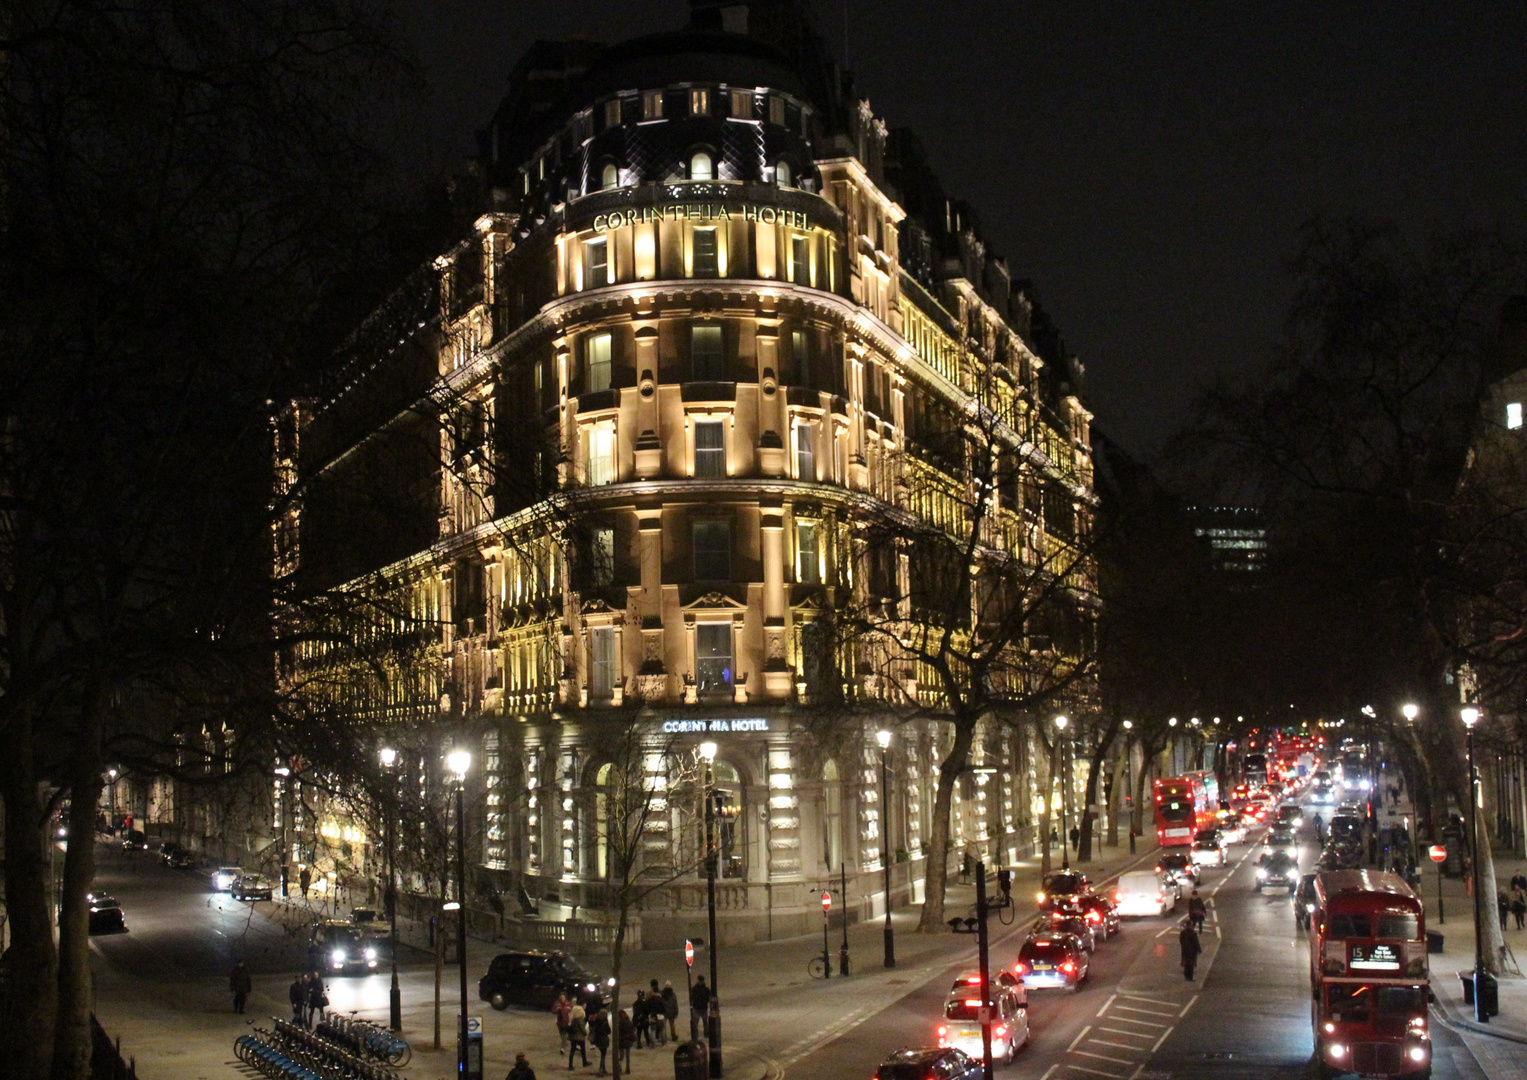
[995,1025,1007,1038]
[1013,962,1027,976]
[966,976,981,984]
[964,999,983,1007]
[1154,865,1162,873]
[1087,911,1101,923]
[1061,961,1076,973]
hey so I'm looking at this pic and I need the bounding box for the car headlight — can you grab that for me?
[1408,1046,1427,1062]
[331,949,346,963]
[586,983,596,992]
[365,947,378,960]
[606,977,616,987]
[1256,868,1267,879]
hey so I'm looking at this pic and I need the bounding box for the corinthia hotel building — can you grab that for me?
[279,1,1097,947]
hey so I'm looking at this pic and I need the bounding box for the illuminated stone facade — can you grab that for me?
[281,4,1097,945]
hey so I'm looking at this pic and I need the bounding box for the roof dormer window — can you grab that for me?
[690,88,710,116]
[642,90,663,120]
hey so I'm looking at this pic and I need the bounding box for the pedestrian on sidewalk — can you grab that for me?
[648,979,667,1045]
[617,1008,636,1074]
[289,974,307,1025]
[1179,920,1202,981]
[1512,884,1526,930]
[589,1006,611,1076]
[1511,871,1527,894]
[688,976,710,1042]
[308,975,328,1028]
[1499,890,1510,933]
[566,1004,589,1070]
[507,1051,537,1080]
[230,960,252,1014]
[661,980,679,1043]
[553,993,573,1052]
[299,865,311,900]
[633,990,653,1048]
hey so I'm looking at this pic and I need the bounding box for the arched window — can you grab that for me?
[822,759,842,870]
[775,160,792,187]
[710,760,745,879]
[601,163,619,190]
[690,151,714,181]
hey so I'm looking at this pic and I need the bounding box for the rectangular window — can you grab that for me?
[587,423,615,486]
[695,623,733,694]
[693,520,731,581]
[689,88,710,116]
[642,90,663,120]
[691,325,724,379]
[591,526,614,588]
[692,227,718,277]
[590,627,617,700]
[792,329,810,386]
[1510,402,1523,430]
[795,422,815,480]
[768,95,786,126]
[729,89,752,118]
[585,332,611,392]
[790,235,808,284]
[603,99,621,128]
[797,521,819,584]
[695,420,726,477]
[586,238,609,288]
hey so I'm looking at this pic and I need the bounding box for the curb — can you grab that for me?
[1430,998,1527,1046]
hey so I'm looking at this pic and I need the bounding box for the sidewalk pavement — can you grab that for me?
[94,836,1163,1080]
[1372,782,1527,1080]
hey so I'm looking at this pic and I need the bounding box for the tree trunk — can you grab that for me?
[1079,722,1118,863]
[610,900,627,1080]
[433,900,443,1050]
[1474,812,1506,976]
[1038,733,1059,879]
[0,723,58,1080]
[916,720,975,933]
[51,769,104,1080]
[1133,751,1155,845]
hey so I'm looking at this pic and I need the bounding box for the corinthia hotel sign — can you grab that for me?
[593,201,810,234]
[661,718,770,733]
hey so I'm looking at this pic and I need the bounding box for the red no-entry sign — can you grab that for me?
[1429,845,1447,864]
[684,940,694,968]
[822,891,831,914]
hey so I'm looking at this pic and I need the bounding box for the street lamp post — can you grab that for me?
[1055,716,1070,871]
[1122,721,1135,854]
[380,747,402,1032]
[877,730,895,969]
[698,740,722,1077]
[274,766,291,898]
[446,750,472,1073]
[1461,708,1488,1023]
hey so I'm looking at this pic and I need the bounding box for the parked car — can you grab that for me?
[87,894,126,934]
[120,829,148,851]
[211,866,243,892]
[1014,932,1089,991]
[874,1047,983,1080]
[1114,870,1177,918]
[231,873,274,901]
[479,950,614,1011]
[309,920,385,974]
[161,844,194,869]
[937,972,1028,1064]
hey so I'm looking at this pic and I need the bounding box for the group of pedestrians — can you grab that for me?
[552,978,682,1074]
[1496,871,1527,932]
[285,971,330,1029]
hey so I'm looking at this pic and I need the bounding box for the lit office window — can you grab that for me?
[789,235,808,284]
[603,99,621,128]
[776,160,792,187]
[1509,402,1523,430]
[690,89,709,116]
[797,521,819,584]
[601,163,619,190]
[588,424,615,486]
[591,526,614,588]
[795,422,815,480]
[642,90,663,120]
[729,89,752,118]
[690,151,714,181]
[695,420,726,477]
[590,627,617,700]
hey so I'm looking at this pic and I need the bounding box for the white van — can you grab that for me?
[1114,870,1176,917]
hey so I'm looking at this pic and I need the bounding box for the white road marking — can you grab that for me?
[1096,1027,1153,1039]
[1068,1024,1093,1051]
[1088,1038,1145,1051]
[1038,1065,1060,1080]
[1112,1004,1177,1018]
[1151,1027,1175,1053]
[1178,994,1199,1018]
[1097,992,1118,1015]
[1074,1049,1138,1065]
[1101,1013,1167,1028]
[1116,992,1178,1007]
[1064,1065,1127,1078]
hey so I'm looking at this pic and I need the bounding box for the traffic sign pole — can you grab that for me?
[821,892,832,979]
[1430,844,1447,924]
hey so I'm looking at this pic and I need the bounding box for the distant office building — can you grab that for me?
[1186,506,1267,576]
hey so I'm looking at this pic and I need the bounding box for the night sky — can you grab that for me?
[393,1,1527,456]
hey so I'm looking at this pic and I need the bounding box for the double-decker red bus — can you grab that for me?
[1307,870,1429,1078]
[1152,773,1213,847]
